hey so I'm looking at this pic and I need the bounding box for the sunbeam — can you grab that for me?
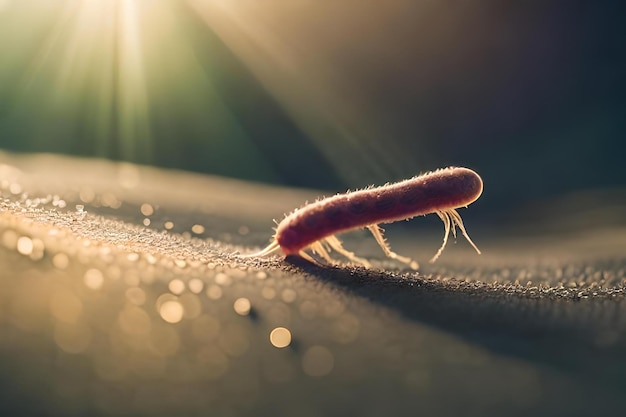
[2,0,154,161]
[0,0,279,179]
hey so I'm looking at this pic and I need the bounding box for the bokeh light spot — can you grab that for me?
[140,203,154,216]
[52,253,70,269]
[188,278,203,294]
[233,297,251,316]
[269,327,291,349]
[206,284,223,300]
[191,224,205,234]
[168,278,185,295]
[84,268,104,290]
[159,300,184,324]
[16,236,33,255]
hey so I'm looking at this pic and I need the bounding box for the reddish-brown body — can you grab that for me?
[244,167,483,269]
[277,167,482,254]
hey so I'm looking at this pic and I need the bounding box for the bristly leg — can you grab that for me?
[446,208,481,254]
[366,224,419,270]
[241,240,281,258]
[310,241,339,265]
[430,209,480,263]
[324,235,372,268]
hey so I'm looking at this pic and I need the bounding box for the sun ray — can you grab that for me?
[0,0,280,179]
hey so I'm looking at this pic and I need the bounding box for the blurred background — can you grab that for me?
[0,0,624,227]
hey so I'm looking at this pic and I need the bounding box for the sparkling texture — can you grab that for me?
[0,153,625,416]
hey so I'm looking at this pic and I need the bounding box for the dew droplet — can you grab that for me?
[168,279,185,295]
[191,224,205,234]
[140,203,154,216]
[16,236,33,255]
[269,327,291,348]
[188,278,203,294]
[233,298,251,316]
[159,300,184,324]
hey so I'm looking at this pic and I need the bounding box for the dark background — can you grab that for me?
[0,0,624,221]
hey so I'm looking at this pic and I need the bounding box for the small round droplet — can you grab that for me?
[168,279,185,295]
[188,278,204,294]
[159,300,184,324]
[191,224,205,234]
[16,236,33,255]
[140,203,154,216]
[233,298,251,316]
[269,327,291,348]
